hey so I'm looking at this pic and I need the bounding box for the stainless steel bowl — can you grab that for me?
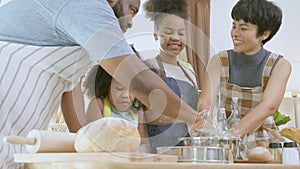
[178,136,241,160]
[156,146,232,163]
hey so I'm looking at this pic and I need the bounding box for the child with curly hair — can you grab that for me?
[82,45,150,152]
[143,0,199,153]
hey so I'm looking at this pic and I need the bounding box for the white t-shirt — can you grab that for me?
[163,62,198,88]
[143,58,198,88]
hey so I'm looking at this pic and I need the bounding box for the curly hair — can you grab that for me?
[82,44,142,100]
[143,0,189,30]
[82,64,112,99]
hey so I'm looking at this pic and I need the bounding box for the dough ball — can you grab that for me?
[75,117,141,152]
[247,146,271,161]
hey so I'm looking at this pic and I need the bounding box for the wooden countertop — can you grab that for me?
[15,153,300,169]
[23,162,300,169]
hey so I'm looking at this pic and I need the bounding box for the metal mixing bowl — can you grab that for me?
[156,146,232,163]
[178,136,241,160]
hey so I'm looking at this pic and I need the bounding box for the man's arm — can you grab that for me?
[99,54,203,127]
[61,82,87,132]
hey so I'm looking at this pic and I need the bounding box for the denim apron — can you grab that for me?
[147,56,199,153]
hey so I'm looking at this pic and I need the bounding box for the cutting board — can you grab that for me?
[14,152,178,163]
[234,160,281,164]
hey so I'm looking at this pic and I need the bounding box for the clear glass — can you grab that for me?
[282,147,299,165]
[255,131,271,148]
[215,108,230,137]
[228,97,241,127]
[269,144,282,163]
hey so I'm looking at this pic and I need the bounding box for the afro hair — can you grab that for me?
[143,0,189,21]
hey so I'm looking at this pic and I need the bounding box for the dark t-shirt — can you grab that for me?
[227,48,282,88]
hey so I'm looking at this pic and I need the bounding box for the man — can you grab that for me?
[0,0,204,168]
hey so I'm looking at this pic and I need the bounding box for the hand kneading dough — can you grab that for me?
[75,117,141,152]
[247,146,271,161]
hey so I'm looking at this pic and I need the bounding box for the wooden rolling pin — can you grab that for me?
[262,125,285,142]
[3,130,76,153]
[281,127,300,144]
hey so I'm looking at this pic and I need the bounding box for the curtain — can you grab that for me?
[186,0,210,90]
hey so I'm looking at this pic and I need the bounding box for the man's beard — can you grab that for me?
[112,2,126,32]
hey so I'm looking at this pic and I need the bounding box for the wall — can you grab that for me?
[125,0,158,60]
[210,0,300,92]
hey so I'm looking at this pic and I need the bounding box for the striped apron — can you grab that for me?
[0,41,93,169]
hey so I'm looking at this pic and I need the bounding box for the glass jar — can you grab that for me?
[282,142,299,165]
[268,142,282,163]
[215,108,230,136]
[228,97,241,127]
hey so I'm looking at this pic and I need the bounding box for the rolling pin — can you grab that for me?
[3,130,76,153]
[262,125,285,142]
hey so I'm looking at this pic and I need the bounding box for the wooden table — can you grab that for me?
[15,153,300,169]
